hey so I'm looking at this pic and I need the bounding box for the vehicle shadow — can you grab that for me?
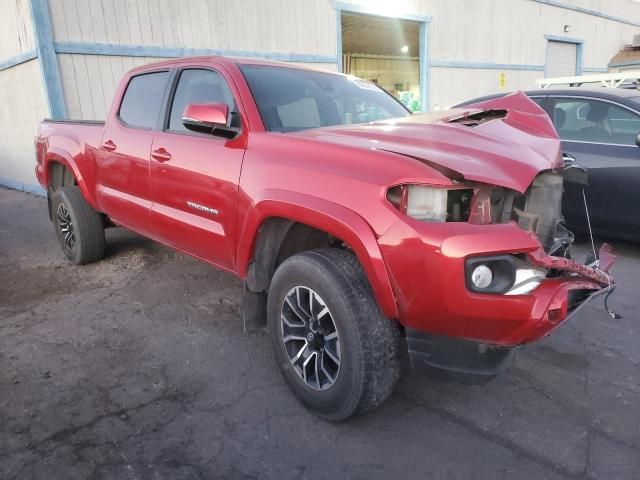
[103,226,166,260]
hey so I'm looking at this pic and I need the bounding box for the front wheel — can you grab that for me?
[267,248,401,421]
[51,186,105,265]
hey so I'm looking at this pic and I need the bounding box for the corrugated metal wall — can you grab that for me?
[0,0,49,188]
[47,0,640,119]
[2,0,640,189]
[49,0,338,119]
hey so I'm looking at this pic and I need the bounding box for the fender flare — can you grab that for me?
[236,189,399,319]
[44,148,96,207]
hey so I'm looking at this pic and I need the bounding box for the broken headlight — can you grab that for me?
[387,185,473,222]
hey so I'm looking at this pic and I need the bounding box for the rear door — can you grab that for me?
[98,70,170,235]
[548,96,640,238]
[149,66,245,271]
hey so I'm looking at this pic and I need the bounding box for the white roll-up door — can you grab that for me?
[545,41,578,78]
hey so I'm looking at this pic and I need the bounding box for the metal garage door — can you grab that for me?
[545,41,577,78]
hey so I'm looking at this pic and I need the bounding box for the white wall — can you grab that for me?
[49,0,337,53]
[430,68,540,109]
[0,0,49,188]
[341,0,640,107]
[48,0,338,119]
[2,0,640,189]
[0,0,36,58]
[21,0,640,121]
[0,60,49,186]
[57,54,167,119]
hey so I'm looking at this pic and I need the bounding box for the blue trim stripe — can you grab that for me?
[544,34,584,45]
[576,43,584,75]
[609,60,640,68]
[0,49,37,72]
[0,178,47,197]
[335,7,343,72]
[532,0,640,27]
[29,0,66,119]
[419,22,429,112]
[54,42,337,64]
[430,60,545,71]
[583,67,608,73]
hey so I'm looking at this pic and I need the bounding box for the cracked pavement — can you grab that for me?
[1,187,639,480]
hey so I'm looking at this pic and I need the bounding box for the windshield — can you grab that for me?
[240,65,411,132]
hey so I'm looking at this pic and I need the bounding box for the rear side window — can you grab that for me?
[551,98,640,145]
[119,71,170,128]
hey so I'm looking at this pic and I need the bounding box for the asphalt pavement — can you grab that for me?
[1,187,639,480]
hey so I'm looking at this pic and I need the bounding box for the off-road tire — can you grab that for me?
[267,248,401,421]
[51,186,105,265]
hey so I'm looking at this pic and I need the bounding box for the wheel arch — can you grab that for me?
[237,189,399,320]
[44,149,95,207]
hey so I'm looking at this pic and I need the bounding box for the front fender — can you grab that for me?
[236,189,399,319]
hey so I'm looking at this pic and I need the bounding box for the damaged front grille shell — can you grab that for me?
[490,172,572,254]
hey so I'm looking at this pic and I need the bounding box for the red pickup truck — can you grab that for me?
[35,56,615,421]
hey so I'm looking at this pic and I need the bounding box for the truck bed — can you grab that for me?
[35,119,106,205]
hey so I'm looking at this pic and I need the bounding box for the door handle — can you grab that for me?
[151,148,172,162]
[101,139,117,152]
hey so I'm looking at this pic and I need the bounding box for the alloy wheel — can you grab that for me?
[280,286,341,390]
[57,203,75,250]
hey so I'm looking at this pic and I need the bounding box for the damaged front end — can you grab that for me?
[375,92,618,383]
[441,94,616,310]
[389,169,617,383]
[474,166,614,295]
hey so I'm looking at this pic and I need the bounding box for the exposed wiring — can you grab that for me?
[582,189,597,263]
[582,188,621,319]
[604,287,621,319]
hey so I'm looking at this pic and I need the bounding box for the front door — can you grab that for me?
[149,67,245,272]
[98,70,170,235]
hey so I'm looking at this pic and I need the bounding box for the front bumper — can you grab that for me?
[378,219,614,347]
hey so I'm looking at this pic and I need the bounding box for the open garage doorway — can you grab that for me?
[338,9,428,112]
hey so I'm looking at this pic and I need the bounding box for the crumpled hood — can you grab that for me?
[291,92,561,193]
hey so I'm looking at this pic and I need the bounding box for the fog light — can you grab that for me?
[471,265,493,289]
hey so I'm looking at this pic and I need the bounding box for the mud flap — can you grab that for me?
[242,282,267,332]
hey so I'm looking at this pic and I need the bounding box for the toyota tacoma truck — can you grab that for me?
[35,56,616,421]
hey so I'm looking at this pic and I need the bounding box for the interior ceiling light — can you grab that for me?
[401,45,409,53]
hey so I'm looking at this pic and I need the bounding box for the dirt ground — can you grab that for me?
[1,187,639,480]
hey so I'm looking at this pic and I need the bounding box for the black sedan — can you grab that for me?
[455,88,640,242]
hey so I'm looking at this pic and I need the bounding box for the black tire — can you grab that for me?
[51,186,105,265]
[267,248,401,421]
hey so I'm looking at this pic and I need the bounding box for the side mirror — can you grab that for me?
[562,153,576,167]
[561,153,588,185]
[636,132,640,147]
[182,102,230,135]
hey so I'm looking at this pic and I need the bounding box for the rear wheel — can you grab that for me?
[267,248,401,421]
[51,186,105,265]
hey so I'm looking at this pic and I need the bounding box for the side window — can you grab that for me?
[168,69,237,133]
[608,105,640,144]
[551,98,640,145]
[119,71,169,128]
